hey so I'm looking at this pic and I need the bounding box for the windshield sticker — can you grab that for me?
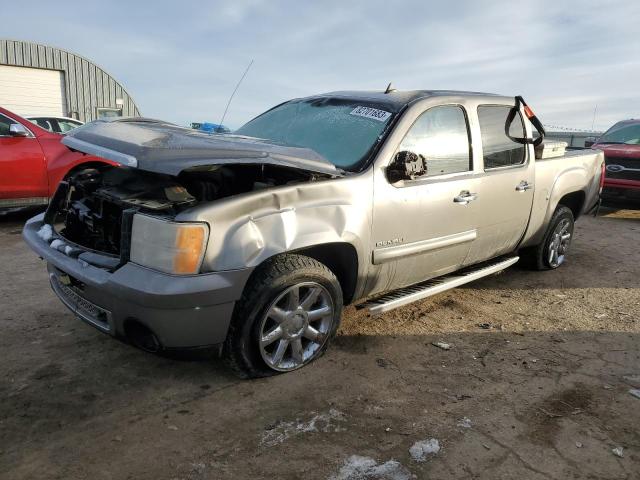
[350,106,391,122]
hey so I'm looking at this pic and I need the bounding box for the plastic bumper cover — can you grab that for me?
[23,213,253,348]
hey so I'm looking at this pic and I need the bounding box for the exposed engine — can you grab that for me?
[49,164,320,256]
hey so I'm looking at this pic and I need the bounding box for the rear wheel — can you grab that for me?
[520,205,575,270]
[223,254,342,378]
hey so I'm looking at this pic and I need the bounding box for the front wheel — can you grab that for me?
[520,205,575,270]
[223,254,343,378]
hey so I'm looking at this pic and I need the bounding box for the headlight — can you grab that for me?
[130,214,209,275]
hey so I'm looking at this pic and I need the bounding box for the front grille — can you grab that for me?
[604,156,640,181]
[50,273,112,332]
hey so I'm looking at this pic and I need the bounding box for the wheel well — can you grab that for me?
[293,243,359,305]
[557,191,585,220]
[65,160,111,179]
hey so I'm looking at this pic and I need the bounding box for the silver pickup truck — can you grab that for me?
[23,90,604,377]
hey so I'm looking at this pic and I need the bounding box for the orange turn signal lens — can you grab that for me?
[173,225,207,274]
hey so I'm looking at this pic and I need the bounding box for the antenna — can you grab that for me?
[384,82,396,94]
[591,104,598,131]
[218,59,254,129]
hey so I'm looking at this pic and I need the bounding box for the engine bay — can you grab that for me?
[50,163,322,256]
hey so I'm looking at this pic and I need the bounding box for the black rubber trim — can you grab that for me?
[506,96,545,147]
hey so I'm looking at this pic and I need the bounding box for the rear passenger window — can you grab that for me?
[398,105,471,177]
[34,119,54,131]
[478,106,526,169]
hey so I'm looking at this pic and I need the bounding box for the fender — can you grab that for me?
[179,173,373,286]
[523,166,588,247]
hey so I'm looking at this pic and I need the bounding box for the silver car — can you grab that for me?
[23,90,604,377]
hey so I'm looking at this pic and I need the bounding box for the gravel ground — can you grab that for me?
[0,206,638,480]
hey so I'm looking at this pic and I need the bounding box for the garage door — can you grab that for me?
[0,65,66,117]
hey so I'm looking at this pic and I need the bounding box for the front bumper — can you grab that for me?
[23,213,253,348]
[602,179,640,202]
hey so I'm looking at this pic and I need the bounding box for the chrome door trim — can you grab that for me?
[373,229,477,265]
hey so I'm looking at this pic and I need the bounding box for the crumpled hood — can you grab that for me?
[62,117,344,177]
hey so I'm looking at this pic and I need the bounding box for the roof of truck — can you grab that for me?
[313,89,507,111]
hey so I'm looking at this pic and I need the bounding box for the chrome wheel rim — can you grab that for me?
[258,282,334,372]
[548,218,572,268]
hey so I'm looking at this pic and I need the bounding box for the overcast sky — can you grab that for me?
[3,0,639,131]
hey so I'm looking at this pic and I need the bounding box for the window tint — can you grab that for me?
[398,105,471,177]
[478,106,526,169]
[0,114,12,136]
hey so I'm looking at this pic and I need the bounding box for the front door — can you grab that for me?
[463,103,535,265]
[370,104,480,293]
[0,113,47,201]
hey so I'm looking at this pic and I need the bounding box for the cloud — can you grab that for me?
[2,0,638,130]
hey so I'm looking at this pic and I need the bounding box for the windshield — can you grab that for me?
[235,97,396,170]
[598,123,640,145]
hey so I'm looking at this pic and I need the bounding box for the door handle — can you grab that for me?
[515,181,533,192]
[453,190,478,205]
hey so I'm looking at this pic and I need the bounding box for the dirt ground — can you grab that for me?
[0,206,639,480]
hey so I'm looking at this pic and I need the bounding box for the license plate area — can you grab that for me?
[50,272,113,333]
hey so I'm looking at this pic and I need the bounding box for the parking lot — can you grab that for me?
[1,207,638,479]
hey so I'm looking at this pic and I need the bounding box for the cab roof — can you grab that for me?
[311,89,508,112]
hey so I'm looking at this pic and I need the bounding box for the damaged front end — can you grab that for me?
[43,159,330,274]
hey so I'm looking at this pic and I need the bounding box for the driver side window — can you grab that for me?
[398,105,472,177]
[0,114,13,136]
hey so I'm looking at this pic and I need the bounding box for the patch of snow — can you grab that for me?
[331,455,414,480]
[50,239,64,250]
[431,341,451,350]
[261,408,345,446]
[629,388,640,399]
[457,417,472,428]
[64,246,74,256]
[612,447,624,458]
[37,224,53,242]
[409,439,440,462]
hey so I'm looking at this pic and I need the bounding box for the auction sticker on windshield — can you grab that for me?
[350,106,391,122]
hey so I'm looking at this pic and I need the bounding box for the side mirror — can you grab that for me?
[387,151,427,183]
[584,137,596,148]
[9,123,30,137]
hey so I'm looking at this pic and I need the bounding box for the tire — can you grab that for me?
[223,254,343,378]
[519,205,575,270]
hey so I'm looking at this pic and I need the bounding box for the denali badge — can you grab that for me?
[376,237,404,247]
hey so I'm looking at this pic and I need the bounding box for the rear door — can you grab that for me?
[0,113,48,202]
[463,103,535,265]
[371,104,481,290]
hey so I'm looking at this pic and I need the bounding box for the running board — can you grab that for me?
[362,256,519,315]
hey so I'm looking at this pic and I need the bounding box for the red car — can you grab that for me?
[0,107,112,211]
[588,119,640,203]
